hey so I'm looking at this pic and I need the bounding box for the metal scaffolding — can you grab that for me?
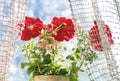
[0,0,28,81]
[68,0,120,81]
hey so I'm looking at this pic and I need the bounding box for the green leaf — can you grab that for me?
[57,58,65,62]
[75,48,80,53]
[79,68,85,72]
[27,66,36,75]
[33,70,40,77]
[42,49,46,55]
[47,37,54,44]
[70,62,79,81]
[21,62,29,69]
[64,47,67,50]
[29,77,34,81]
[72,48,75,51]
[70,72,78,81]
[66,55,75,60]
[59,69,69,75]
[43,54,51,64]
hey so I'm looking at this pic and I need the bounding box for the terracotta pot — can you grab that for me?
[34,75,69,81]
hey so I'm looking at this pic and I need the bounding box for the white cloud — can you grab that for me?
[9,64,17,74]
[61,9,71,17]
[43,0,71,22]
[27,0,71,23]
[42,0,71,16]
[27,9,34,17]
[27,0,37,17]
[8,63,28,81]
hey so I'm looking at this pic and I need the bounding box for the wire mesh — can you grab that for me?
[68,0,120,81]
[0,0,28,81]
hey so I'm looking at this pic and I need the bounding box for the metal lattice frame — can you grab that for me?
[0,0,28,81]
[68,0,120,81]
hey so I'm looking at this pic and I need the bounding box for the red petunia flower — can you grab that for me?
[105,25,114,44]
[89,25,103,51]
[18,16,43,41]
[89,20,114,51]
[46,24,53,33]
[51,17,75,41]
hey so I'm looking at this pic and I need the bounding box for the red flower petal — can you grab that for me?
[89,22,103,51]
[18,16,43,41]
[51,17,75,41]
[21,29,31,41]
[108,38,114,44]
[46,24,53,33]
[89,20,114,52]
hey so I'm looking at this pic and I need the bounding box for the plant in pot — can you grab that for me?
[17,16,97,81]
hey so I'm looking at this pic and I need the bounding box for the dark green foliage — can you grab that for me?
[20,29,97,81]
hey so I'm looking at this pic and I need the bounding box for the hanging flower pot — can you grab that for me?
[34,75,69,81]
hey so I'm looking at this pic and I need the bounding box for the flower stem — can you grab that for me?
[26,49,31,63]
[80,58,84,68]
[37,64,42,74]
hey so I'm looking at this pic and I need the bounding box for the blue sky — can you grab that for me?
[27,0,71,23]
[8,0,90,81]
[7,0,120,81]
